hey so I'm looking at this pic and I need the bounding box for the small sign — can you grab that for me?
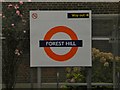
[68,13,89,18]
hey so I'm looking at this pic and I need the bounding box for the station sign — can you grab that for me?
[30,10,92,67]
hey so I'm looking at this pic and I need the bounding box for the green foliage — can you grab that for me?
[62,48,120,89]
[92,60,113,83]
[65,67,85,83]
[2,2,27,89]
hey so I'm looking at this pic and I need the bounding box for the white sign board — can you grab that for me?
[30,10,92,67]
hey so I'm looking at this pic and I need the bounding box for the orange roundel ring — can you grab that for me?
[44,26,78,62]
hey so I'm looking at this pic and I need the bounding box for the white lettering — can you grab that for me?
[46,41,64,46]
[66,41,76,46]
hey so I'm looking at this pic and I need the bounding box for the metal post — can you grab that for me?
[30,68,34,89]
[86,67,92,89]
[113,60,116,89]
[37,67,42,89]
[112,24,119,89]
[117,72,120,90]
[57,72,59,90]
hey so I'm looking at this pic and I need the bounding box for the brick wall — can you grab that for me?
[24,2,119,14]
[3,2,120,83]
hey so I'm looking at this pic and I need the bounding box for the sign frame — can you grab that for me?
[30,10,92,67]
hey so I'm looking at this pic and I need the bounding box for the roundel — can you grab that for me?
[44,26,78,62]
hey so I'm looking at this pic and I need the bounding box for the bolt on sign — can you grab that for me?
[30,10,92,67]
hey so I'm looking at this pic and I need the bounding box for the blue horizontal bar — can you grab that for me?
[39,40,83,47]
